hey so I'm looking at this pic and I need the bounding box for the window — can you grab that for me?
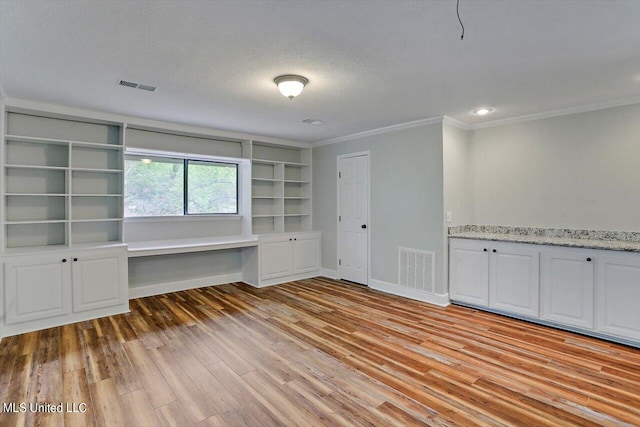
[125,154,238,217]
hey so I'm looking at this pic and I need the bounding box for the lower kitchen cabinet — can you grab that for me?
[2,245,129,337]
[489,244,539,318]
[449,238,639,347]
[259,231,321,285]
[596,253,640,342]
[449,239,489,306]
[541,249,594,329]
[4,254,71,324]
[449,239,539,317]
[72,249,128,312]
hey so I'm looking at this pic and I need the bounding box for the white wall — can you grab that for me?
[443,122,472,226]
[313,123,446,293]
[469,104,640,231]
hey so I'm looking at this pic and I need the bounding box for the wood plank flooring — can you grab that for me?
[1,277,639,426]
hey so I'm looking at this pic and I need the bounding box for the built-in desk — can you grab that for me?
[126,236,259,298]
[127,236,259,257]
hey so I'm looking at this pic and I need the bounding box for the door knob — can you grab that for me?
[361,224,367,229]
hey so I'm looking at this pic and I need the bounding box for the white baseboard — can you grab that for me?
[248,270,321,288]
[319,268,339,279]
[369,279,450,307]
[129,272,243,299]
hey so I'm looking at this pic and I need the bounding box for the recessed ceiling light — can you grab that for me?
[302,119,325,126]
[473,107,494,116]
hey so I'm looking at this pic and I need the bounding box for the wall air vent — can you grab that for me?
[398,247,435,293]
[119,80,157,92]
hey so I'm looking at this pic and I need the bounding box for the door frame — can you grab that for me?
[336,151,371,286]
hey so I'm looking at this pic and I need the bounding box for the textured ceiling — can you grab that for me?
[1,0,639,143]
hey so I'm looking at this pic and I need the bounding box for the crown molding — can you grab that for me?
[313,115,445,147]
[442,116,471,131]
[468,97,640,131]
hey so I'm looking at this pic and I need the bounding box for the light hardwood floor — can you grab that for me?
[1,277,639,426]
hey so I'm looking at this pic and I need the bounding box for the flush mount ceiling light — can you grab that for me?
[274,75,308,100]
[473,107,494,116]
[140,158,152,164]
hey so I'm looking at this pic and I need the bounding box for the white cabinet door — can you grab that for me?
[449,239,489,306]
[293,234,320,274]
[261,237,294,280]
[596,254,640,342]
[72,249,128,312]
[541,249,594,329]
[489,244,540,318]
[4,255,71,324]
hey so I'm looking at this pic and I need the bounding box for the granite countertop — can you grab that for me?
[448,225,640,253]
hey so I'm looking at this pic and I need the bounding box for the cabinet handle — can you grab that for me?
[73,258,78,262]
[492,249,497,253]
[62,258,67,263]
[586,257,592,262]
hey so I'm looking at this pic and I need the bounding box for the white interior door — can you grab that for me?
[338,153,369,285]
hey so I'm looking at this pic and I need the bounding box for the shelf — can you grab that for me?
[72,193,123,197]
[284,180,310,183]
[4,164,68,171]
[5,219,68,225]
[71,141,123,150]
[252,178,280,182]
[284,196,310,200]
[5,134,122,149]
[252,214,283,218]
[5,193,67,197]
[252,159,280,165]
[71,167,123,173]
[71,218,123,223]
[2,244,70,255]
[252,196,279,199]
[283,214,311,217]
[253,158,310,167]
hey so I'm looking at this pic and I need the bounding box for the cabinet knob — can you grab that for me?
[483,248,487,252]
[586,257,592,262]
[73,258,78,262]
[361,224,367,229]
[289,238,292,241]
[492,249,497,253]
[294,238,297,241]
[62,258,67,263]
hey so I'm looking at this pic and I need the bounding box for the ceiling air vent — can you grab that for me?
[302,119,325,125]
[119,80,138,88]
[119,80,157,92]
[137,84,157,92]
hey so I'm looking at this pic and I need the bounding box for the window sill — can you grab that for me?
[125,214,242,223]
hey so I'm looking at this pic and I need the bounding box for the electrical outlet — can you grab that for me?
[446,211,453,223]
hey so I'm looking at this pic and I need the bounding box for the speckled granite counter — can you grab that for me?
[448,225,640,253]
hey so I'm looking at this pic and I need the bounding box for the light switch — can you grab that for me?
[446,211,453,223]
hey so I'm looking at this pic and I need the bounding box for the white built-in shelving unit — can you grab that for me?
[251,143,312,234]
[3,111,124,252]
